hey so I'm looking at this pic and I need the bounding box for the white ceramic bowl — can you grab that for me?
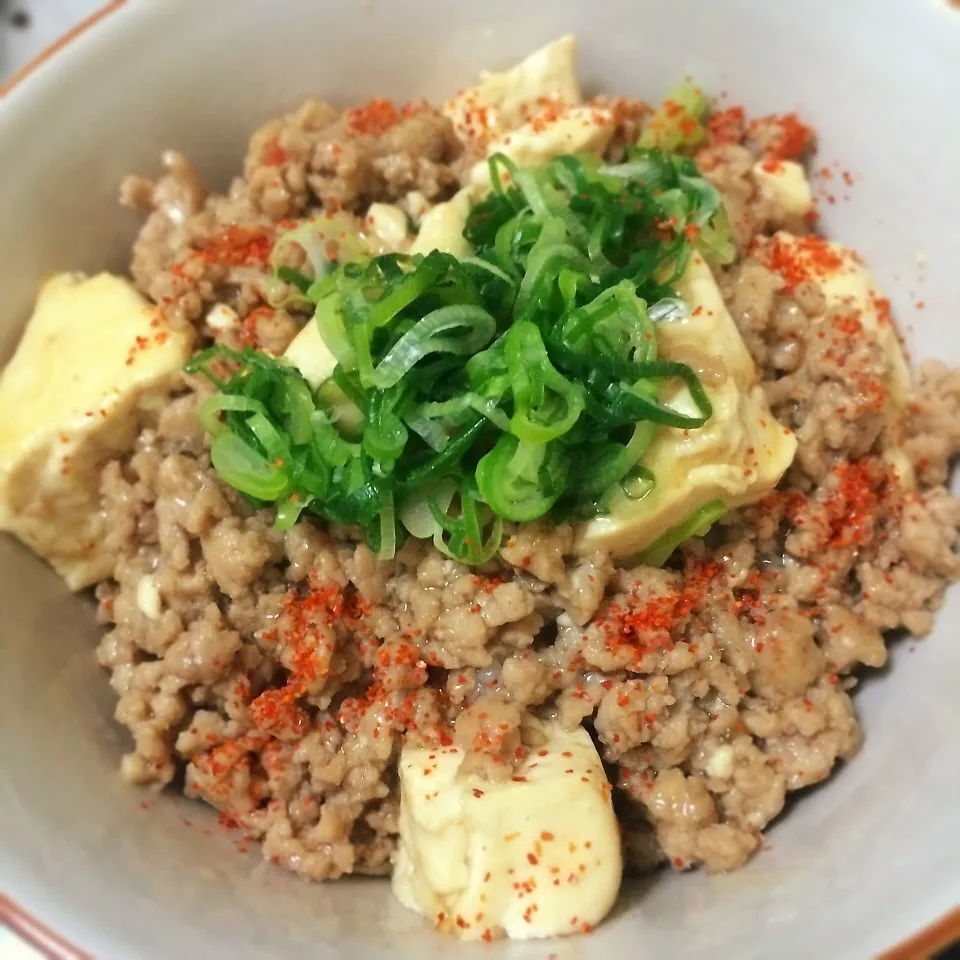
[1,2,959,957]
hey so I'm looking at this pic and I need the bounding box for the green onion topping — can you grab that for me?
[188,142,734,563]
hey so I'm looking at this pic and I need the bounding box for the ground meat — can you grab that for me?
[118,100,462,349]
[92,92,960,888]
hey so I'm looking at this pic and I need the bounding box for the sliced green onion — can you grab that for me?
[400,477,457,538]
[372,304,497,389]
[363,384,410,470]
[639,498,727,567]
[398,415,487,494]
[649,297,690,324]
[193,136,726,562]
[637,80,709,151]
[315,379,364,438]
[245,411,289,461]
[415,394,511,434]
[270,214,369,281]
[404,411,450,452]
[274,375,316,446]
[276,493,312,530]
[506,321,585,443]
[429,476,504,564]
[199,394,267,436]
[488,153,521,196]
[277,266,312,293]
[514,217,586,323]
[310,409,357,467]
[476,435,566,522]
[313,293,356,369]
[619,361,713,428]
[378,487,397,560]
[210,432,289,501]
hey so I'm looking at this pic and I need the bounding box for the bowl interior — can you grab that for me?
[1,2,958,958]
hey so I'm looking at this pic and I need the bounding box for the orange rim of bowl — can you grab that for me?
[0,2,957,958]
[877,906,960,960]
[0,0,127,99]
[0,895,94,960]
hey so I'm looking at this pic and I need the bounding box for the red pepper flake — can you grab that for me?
[198,224,274,269]
[706,105,745,146]
[238,306,275,348]
[262,136,289,166]
[593,559,723,660]
[256,581,371,739]
[833,312,864,337]
[871,294,893,326]
[346,98,401,136]
[753,112,815,170]
[760,233,844,292]
[820,459,901,551]
[345,97,429,138]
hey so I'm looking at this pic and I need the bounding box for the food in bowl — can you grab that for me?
[1,34,958,942]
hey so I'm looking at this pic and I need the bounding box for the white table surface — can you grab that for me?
[0,5,106,955]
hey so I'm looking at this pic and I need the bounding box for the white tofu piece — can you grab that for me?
[471,106,617,187]
[136,574,162,620]
[444,35,582,145]
[363,202,411,254]
[205,302,240,332]
[418,36,615,260]
[392,723,622,941]
[705,745,735,780]
[577,253,797,558]
[0,273,194,589]
[413,104,617,258]
[751,160,814,219]
[409,186,482,259]
[283,322,338,389]
[770,232,910,402]
[768,232,914,484]
[283,321,363,435]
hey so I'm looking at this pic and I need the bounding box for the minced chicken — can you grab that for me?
[90,96,960,881]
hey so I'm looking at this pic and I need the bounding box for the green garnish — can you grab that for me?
[264,215,369,308]
[639,499,727,567]
[189,145,734,564]
[637,80,709,152]
[276,266,311,293]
